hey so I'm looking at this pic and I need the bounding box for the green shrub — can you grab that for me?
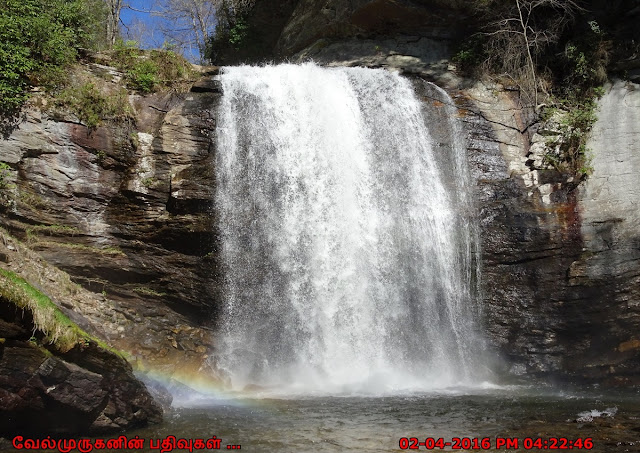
[55,82,133,128]
[551,91,602,178]
[127,60,160,93]
[0,0,106,118]
[110,40,195,93]
[150,50,193,81]
[451,35,486,75]
[112,39,144,68]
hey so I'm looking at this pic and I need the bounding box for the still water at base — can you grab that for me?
[123,386,640,452]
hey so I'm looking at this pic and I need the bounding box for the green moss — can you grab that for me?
[100,246,126,256]
[0,268,126,357]
[95,150,107,163]
[1,268,84,351]
[129,132,139,150]
[141,177,156,188]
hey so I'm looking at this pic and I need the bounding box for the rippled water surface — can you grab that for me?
[124,386,640,452]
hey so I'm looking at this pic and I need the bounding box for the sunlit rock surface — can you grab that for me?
[1,63,639,393]
[461,80,640,384]
[0,63,220,378]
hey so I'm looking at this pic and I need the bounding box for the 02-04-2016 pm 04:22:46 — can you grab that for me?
[398,436,595,450]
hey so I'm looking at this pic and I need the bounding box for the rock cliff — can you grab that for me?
[0,232,163,435]
[0,62,221,380]
[0,304,163,435]
[0,1,639,413]
[445,79,640,384]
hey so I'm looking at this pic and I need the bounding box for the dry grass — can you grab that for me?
[38,240,126,256]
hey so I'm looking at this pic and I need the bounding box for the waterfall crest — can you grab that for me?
[215,63,482,394]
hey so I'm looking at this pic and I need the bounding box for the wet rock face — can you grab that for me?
[1,58,639,390]
[0,300,162,436]
[572,81,640,383]
[266,0,470,87]
[0,67,221,375]
[460,81,640,385]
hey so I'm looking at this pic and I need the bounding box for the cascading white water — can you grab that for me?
[215,63,482,394]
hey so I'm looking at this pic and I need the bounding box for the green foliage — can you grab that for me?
[0,162,12,189]
[0,0,106,117]
[55,82,133,128]
[228,18,250,49]
[545,20,609,179]
[541,84,603,179]
[452,35,486,75]
[128,60,160,93]
[48,41,192,127]
[565,44,591,81]
[454,2,610,181]
[111,40,195,93]
[562,20,609,90]
[205,9,256,63]
[112,39,144,66]
[551,91,602,178]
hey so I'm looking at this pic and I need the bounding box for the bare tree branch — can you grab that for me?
[482,0,584,110]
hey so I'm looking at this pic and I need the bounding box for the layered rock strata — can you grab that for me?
[0,63,221,378]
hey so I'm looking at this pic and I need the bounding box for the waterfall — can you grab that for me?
[214,63,482,394]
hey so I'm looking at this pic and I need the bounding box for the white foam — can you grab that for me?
[214,63,483,394]
[576,406,618,422]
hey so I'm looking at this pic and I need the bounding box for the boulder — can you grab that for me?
[0,299,162,436]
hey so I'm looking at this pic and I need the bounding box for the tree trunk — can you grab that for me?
[106,0,123,48]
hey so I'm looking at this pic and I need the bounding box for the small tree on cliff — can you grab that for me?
[204,0,256,63]
[482,0,584,109]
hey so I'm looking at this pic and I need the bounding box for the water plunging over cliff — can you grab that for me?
[215,64,482,394]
